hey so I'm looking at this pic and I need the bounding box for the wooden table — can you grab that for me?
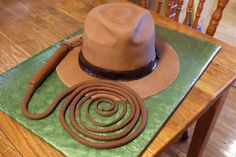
[0,0,236,157]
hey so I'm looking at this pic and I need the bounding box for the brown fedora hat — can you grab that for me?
[56,3,179,99]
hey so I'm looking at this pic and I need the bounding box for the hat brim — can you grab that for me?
[56,36,179,99]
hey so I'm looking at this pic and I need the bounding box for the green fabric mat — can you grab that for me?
[0,25,220,157]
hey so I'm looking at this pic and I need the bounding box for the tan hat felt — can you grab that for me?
[56,3,179,99]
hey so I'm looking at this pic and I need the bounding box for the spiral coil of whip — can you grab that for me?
[22,80,147,148]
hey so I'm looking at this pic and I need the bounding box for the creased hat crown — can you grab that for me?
[82,3,156,71]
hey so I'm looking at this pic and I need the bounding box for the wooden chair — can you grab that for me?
[139,0,230,142]
[140,0,229,36]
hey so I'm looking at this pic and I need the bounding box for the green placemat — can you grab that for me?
[0,25,220,157]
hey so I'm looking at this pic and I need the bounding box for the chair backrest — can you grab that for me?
[140,0,229,36]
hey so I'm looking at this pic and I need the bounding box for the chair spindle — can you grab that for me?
[206,0,229,36]
[193,0,206,29]
[140,0,148,9]
[183,0,194,25]
[157,0,164,14]
[175,0,184,22]
[166,0,174,17]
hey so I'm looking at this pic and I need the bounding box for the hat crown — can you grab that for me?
[82,3,156,71]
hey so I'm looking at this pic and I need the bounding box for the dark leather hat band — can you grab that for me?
[79,50,159,81]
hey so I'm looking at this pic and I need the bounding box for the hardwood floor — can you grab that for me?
[160,0,236,156]
[160,87,236,157]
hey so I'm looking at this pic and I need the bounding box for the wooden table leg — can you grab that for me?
[187,88,229,157]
